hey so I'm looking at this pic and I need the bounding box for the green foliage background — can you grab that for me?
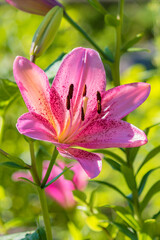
[0,0,160,239]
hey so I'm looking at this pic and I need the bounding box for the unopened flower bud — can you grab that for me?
[6,0,62,16]
[30,6,63,59]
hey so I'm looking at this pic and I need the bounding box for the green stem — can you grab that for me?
[64,11,112,64]
[41,146,58,188]
[29,141,53,240]
[37,188,53,240]
[112,0,124,86]
[0,114,5,145]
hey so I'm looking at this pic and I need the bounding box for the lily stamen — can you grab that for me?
[69,84,74,99]
[81,107,85,121]
[66,95,70,110]
[83,84,87,97]
[97,100,101,114]
[97,91,101,102]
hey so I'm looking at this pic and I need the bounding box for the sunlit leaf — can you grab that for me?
[112,222,137,240]
[138,167,160,196]
[140,180,160,212]
[0,148,30,169]
[87,0,107,15]
[0,78,19,114]
[86,214,109,232]
[89,189,97,209]
[121,33,143,53]
[104,157,121,172]
[141,219,160,238]
[108,205,140,231]
[144,123,160,136]
[136,146,160,174]
[68,222,83,240]
[127,48,150,53]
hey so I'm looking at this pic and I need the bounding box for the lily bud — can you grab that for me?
[30,6,63,59]
[5,0,62,16]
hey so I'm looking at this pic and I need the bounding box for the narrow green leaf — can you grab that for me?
[73,190,87,203]
[127,48,150,53]
[87,0,107,15]
[112,222,137,240]
[42,167,71,188]
[144,123,160,136]
[121,33,143,53]
[125,147,140,164]
[91,180,131,203]
[0,161,28,169]
[93,149,125,164]
[140,180,160,212]
[104,157,121,172]
[18,177,38,187]
[89,189,97,209]
[136,146,160,174]
[45,52,65,84]
[0,148,30,169]
[105,14,119,27]
[121,165,137,191]
[138,167,160,196]
[152,210,160,219]
[0,78,19,113]
[111,206,140,231]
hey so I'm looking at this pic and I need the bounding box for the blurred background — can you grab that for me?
[0,0,160,239]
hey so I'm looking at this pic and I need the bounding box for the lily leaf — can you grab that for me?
[121,165,137,191]
[93,149,125,164]
[127,47,150,53]
[18,177,38,187]
[108,205,140,231]
[105,14,119,27]
[91,180,131,203]
[87,0,107,15]
[138,167,160,196]
[140,180,160,212]
[73,190,87,204]
[0,148,30,169]
[121,33,143,53]
[45,52,65,84]
[0,78,19,114]
[42,167,71,188]
[104,157,121,172]
[112,222,137,240]
[136,145,160,174]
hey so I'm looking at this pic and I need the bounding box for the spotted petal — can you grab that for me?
[58,147,102,178]
[72,119,147,149]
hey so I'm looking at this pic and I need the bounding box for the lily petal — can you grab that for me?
[13,56,63,133]
[57,147,102,178]
[73,119,147,149]
[101,82,151,119]
[17,112,57,143]
[52,47,106,120]
[6,0,61,16]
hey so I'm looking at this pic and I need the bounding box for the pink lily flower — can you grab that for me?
[12,160,88,209]
[5,0,62,16]
[13,47,150,178]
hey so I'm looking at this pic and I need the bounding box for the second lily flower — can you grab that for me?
[13,47,150,178]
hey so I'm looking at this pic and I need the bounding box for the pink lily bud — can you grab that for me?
[12,160,88,209]
[5,0,62,16]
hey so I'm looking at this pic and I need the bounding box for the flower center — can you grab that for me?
[58,84,101,143]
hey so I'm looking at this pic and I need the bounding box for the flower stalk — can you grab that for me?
[112,0,125,86]
[29,141,53,240]
[41,146,59,188]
